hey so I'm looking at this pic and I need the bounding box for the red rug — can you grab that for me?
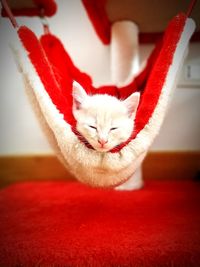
[0,180,200,266]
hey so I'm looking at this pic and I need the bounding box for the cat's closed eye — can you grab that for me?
[110,127,118,131]
[89,125,97,130]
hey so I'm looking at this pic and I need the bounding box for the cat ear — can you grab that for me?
[123,92,140,117]
[72,81,88,110]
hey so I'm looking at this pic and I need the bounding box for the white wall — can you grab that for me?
[0,0,199,155]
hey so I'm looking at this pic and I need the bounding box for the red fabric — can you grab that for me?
[110,14,186,152]
[0,180,200,266]
[40,33,93,126]
[17,14,187,152]
[1,0,57,17]
[18,26,77,126]
[82,0,111,45]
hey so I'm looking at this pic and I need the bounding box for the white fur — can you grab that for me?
[115,166,144,191]
[72,82,140,152]
[10,18,195,188]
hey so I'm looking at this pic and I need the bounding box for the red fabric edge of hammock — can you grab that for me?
[81,0,111,45]
[40,34,93,95]
[134,14,186,133]
[110,13,187,152]
[1,0,57,17]
[17,26,76,126]
[17,14,187,153]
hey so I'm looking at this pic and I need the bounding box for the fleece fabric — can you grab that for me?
[0,180,200,266]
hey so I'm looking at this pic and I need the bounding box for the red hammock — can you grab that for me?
[0,0,196,187]
[17,13,187,153]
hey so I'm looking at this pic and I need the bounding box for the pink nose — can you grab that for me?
[98,139,108,146]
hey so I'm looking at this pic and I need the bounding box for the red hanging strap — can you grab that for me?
[186,0,197,17]
[1,0,51,33]
[40,8,50,34]
[0,0,19,28]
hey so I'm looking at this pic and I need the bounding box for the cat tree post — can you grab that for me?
[111,20,143,189]
[111,20,140,87]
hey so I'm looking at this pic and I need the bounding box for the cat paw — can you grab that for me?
[115,179,144,191]
[115,167,143,191]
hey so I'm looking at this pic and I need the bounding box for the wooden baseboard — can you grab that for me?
[143,152,200,180]
[0,152,199,187]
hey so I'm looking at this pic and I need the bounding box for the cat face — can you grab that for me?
[72,82,140,152]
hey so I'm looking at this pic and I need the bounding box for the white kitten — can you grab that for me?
[72,81,140,153]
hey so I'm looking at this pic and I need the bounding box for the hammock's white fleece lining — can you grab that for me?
[12,18,195,187]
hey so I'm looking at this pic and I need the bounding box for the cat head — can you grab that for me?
[72,82,140,152]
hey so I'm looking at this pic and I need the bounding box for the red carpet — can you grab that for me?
[0,180,200,266]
